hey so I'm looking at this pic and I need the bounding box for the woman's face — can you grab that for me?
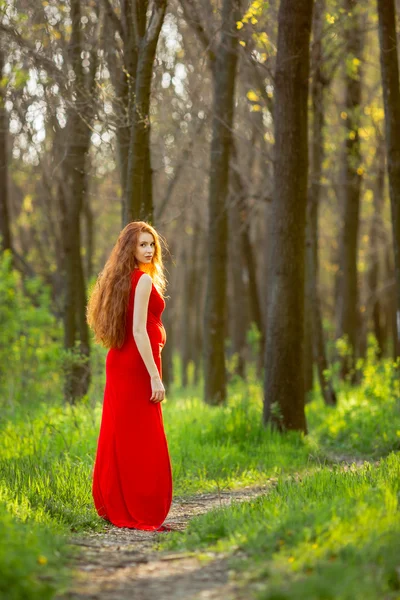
[135,232,155,266]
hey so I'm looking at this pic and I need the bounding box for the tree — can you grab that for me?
[305,0,337,405]
[203,0,241,404]
[377,0,400,358]
[0,40,11,255]
[366,134,385,358]
[335,0,363,379]
[103,0,167,225]
[263,0,314,432]
[0,1,100,402]
[60,0,98,402]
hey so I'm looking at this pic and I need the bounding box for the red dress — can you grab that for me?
[92,268,172,530]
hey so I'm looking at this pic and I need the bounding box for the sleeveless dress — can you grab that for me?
[92,268,173,530]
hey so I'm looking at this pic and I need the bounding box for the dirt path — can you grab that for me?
[60,482,276,600]
[61,457,374,600]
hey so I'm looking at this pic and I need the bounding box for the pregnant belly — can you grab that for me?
[147,320,166,348]
[106,322,166,373]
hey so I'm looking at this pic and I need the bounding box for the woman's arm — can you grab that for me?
[133,274,165,403]
[133,274,159,377]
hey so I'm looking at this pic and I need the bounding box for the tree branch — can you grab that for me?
[0,22,67,89]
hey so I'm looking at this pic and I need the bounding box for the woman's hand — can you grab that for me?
[150,374,165,403]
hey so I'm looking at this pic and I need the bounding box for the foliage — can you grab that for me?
[312,334,400,458]
[0,251,64,406]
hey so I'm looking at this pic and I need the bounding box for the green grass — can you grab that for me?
[159,452,400,599]
[307,352,400,459]
[0,348,399,598]
[0,498,71,600]
[1,243,400,599]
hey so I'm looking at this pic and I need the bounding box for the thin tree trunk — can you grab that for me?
[103,9,134,222]
[366,139,385,357]
[263,0,313,432]
[161,261,174,390]
[231,144,266,377]
[335,0,363,379]
[103,0,165,225]
[82,186,95,282]
[306,0,337,405]
[203,0,241,405]
[377,0,400,358]
[125,0,167,224]
[61,0,94,403]
[228,186,247,379]
[188,216,204,387]
[0,45,12,256]
[181,243,196,387]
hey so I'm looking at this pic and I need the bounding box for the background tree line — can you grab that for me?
[0,0,399,432]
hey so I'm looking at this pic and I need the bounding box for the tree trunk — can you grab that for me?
[103,6,135,223]
[228,184,247,379]
[125,0,167,224]
[335,0,363,379]
[306,0,337,406]
[203,0,241,405]
[61,0,93,403]
[377,0,400,358]
[181,242,197,387]
[103,0,166,225]
[191,218,204,387]
[366,139,385,357]
[231,144,266,378]
[82,176,95,283]
[263,0,313,432]
[160,245,175,390]
[0,44,12,256]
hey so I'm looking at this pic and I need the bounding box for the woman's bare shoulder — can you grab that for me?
[135,272,152,288]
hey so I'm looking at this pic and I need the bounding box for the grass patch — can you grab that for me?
[307,356,400,459]
[159,452,400,599]
[0,370,319,536]
[0,499,70,600]
[0,329,399,598]
[164,375,319,495]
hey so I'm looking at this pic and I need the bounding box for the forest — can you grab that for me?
[0,0,400,598]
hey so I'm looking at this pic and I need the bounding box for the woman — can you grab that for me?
[86,221,173,531]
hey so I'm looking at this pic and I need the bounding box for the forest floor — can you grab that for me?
[60,455,369,600]
[60,481,277,600]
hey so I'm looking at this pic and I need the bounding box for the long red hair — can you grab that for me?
[87,221,168,349]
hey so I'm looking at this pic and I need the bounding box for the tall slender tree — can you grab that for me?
[228,171,248,379]
[103,0,167,225]
[335,0,363,379]
[60,0,99,402]
[203,0,241,404]
[0,41,11,256]
[377,0,400,359]
[263,0,314,432]
[366,136,385,358]
[305,0,337,405]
